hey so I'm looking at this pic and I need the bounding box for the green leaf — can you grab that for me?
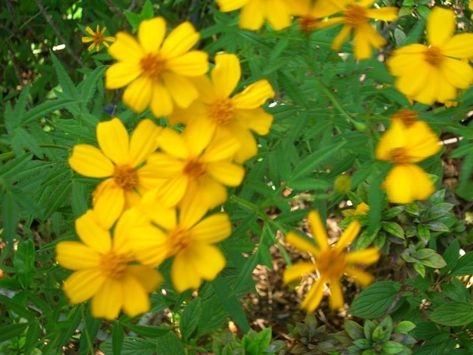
[242,328,272,355]
[382,222,405,240]
[24,320,40,354]
[126,324,169,338]
[394,321,416,334]
[51,53,78,98]
[415,249,447,269]
[0,323,28,342]
[344,320,364,340]
[2,191,19,244]
[180,298,202,340]
[452,252,473,276]
[112,321,124,355]
[430,302,473,326]
[350,281,401,319]
[382,341,405,354]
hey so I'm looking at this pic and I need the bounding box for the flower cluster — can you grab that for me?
[58,17,275,319]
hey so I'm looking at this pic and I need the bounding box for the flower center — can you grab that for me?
[167,228,191,255]
[113,165,139,190]
[390,147,410,164]
[183,158,206,178]
[344,5,368,26]
[392,109,418,127]
[317,248,346,279]
[209,99,234,125]
[100,252,130,280]
[140,53,167,79]
[424,47,444,66]
[299,16,318,33]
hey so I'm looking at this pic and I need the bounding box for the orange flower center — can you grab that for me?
[209,99,234,125]
[424,47,444,66]
[113,165,139,190]
[392,109,418,127]
[344,5,368,26]
[317,248,346,279]
[100,252,130,280]
[141,53,167,79]
[390,147,410,164]
[183,158,206,178]
[167,228,191,254]
[299,16,318,33]
[92,33,104,44]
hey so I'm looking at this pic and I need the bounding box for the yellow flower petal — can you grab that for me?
[405,121,441,162]
[285,231,319,255]
[442,34,473,58]
[441,57,473,90]
[232,80,275,109]
[93,180,125,229]
[129,119,162,167]
[383,164,435,204]
[161,22,199,58]
[427,7,455,47]
[163,73,199,108]
[188,175,227,209]
[328,278,344,309]
[167,51,209,76]
[147,153,184,178]
[387,44,427,76]
[308,211,329,251]
[127,265,163,292]
[171,251,204,292]
[91,278,123,320]
[283,262,316,284]
[75,210,112,253]
[108,32,144,61]
[211,53,241,98]
[346,248,380,265]
[63,269,105,304]
[97,118,130,166]
[150,82,174,117]
[239,1,265,30]
[224,124,257,163]
[393,58,431,99]
[122,274,150,317]
[137,190,177,229]
[129,226,169,266]
[105,62,142,89]
[234,107,273,135]
[266,0,291,30]
[365,7,398,21]
[207,162,245,186]
[82,36,94,43]
[202,133,240,162]
[331,25,352,51]
[138,17,166,53]
[184,118,216,157]
[189,214,231,243]
[178,192,208,229]
[69,144,114,178]
[85,26,95,36]
[335,220,361,250]
[56,241,101,270]
[157,128,190,159]
[375,119,407,161]
[345,266,374,286]
[300,277,326,312]
[123,76,153,113]
[216,0,249,12]
[190,243,226,280]
[157,175,189,207]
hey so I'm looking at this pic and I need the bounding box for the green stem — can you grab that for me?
[313,76,355,123]
[39,144,70,150]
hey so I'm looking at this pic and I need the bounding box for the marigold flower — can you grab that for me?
[69,118,162,227]
[376,110,441,204]
[56,210,162,319]
[81,25,114,52]
[387,7,473,105]
[128,200,231,292]
[147,121,245,209]
[170,53,274,163]
[216,0,292,31]
[284,211,379,312]
[289,0,338,32]
[317,0,398,60]
[105,17,209,117]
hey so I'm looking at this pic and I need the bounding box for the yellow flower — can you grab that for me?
[284,211,379,312]
[69,118,162,227]
[317,0,398,60]
[147,121,245,209]
[105,17,209,117]
[343,202,369,217]
[216,0,292,31]
[170,53,274,163]
[387,7,473,105]
[288,0,339,32]
[375,110,441,204]
[56,210,162,319]
[81,25,114,52]
[128,199,231,292]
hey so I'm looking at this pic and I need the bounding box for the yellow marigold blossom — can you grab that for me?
[105,17,209,117]
[317,0,398,60]
[375,110,441,204]
[216,0,292,31]
[343,202,369,217]
[387,7,473,105]
[56,210,162,319]
[283,211,379,312]
[69,118,162,227]
[170,53,275,163]
[289,0,339,32]
[81,25,115,52]
[147,121,245,209]
[128,199,231,292]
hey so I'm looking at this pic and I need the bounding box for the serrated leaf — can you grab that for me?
[452,252,473,276]
[51,53,78,98]
[350,281,401,319]
[180,298,202,340]
[430,302,473,326]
